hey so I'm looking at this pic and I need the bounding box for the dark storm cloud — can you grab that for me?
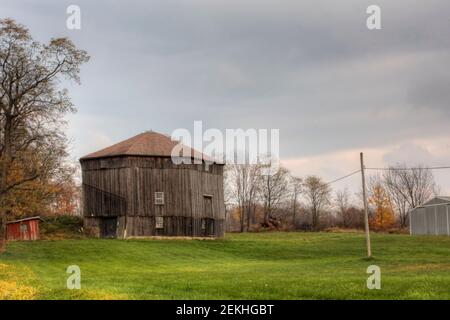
[1,0,449,162]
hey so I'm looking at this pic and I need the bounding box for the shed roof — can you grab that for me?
[6,216,43,224]
[415,196,450,208]
[80,131,219,163]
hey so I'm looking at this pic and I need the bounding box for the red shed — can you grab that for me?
[6,216,43,241]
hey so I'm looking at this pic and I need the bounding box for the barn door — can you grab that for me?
[20,223,30,241]
[203,196,214,237]
[100,217,117,238]
[206,219,215,237]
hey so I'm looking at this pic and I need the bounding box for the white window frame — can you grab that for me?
[155,192,164,205]
[155,216,164,229]
[20,223,28,232]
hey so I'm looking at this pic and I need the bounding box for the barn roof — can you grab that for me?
[80,131,219,163]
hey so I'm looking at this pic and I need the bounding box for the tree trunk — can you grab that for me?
[312,207,318,231]
[292,196,297,228]
[239,206,244,233]
[0,115,12,253]
[246,206,250,231]
[342,210,347,228]
[0,212,7,254]
[263,204,268,225]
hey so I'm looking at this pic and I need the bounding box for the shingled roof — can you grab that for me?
[80,131,213,161]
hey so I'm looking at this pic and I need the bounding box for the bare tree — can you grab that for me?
[335,188,351,227]
[302,175,331,231]
[382,164,438,228]
[0,19,89,251]
[289,175,302,227]
[223,166,234,221]
[226,164,262,232]
[259,165,290,226]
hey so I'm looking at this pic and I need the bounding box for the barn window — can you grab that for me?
[155,216,164,229]
[20,224,28,232]
[155,192,164,205]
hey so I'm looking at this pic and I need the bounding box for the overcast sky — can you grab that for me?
[2,0,450,196]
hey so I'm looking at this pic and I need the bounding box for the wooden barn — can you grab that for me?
[80,131,225,239]
[6,216,43,241]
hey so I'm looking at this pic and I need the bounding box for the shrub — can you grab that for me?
[40,215,85,239]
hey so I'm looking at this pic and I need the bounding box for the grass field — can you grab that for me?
[1,232,450,300]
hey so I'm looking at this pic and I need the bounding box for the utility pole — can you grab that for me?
[360,152,372,258]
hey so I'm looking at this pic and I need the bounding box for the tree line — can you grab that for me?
[224,163,439,232]
[0,19,89,251]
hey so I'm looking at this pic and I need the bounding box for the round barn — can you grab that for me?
[80,131,225,239]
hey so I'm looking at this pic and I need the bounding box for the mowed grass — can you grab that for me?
[1,232,450,299]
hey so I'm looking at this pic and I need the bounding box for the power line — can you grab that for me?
[322,165,450,187]
[319,154,450,258]
[324,169,361,186]
[310,164,450,190]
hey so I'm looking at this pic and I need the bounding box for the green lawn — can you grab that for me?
[1,232,450,299]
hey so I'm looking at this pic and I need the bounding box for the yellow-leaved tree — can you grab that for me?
[368,182,395,231]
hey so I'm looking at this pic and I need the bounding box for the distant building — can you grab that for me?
[80,131,225,239]
[410,197,450,236]
[6,216,43,241]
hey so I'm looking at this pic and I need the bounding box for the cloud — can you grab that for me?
[283,138,450,195]
[1,0,450,192]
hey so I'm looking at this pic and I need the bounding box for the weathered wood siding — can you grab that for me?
[6,219,41,241]
[81,156,225,238]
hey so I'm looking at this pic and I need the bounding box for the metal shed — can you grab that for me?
[410,197,450,236]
